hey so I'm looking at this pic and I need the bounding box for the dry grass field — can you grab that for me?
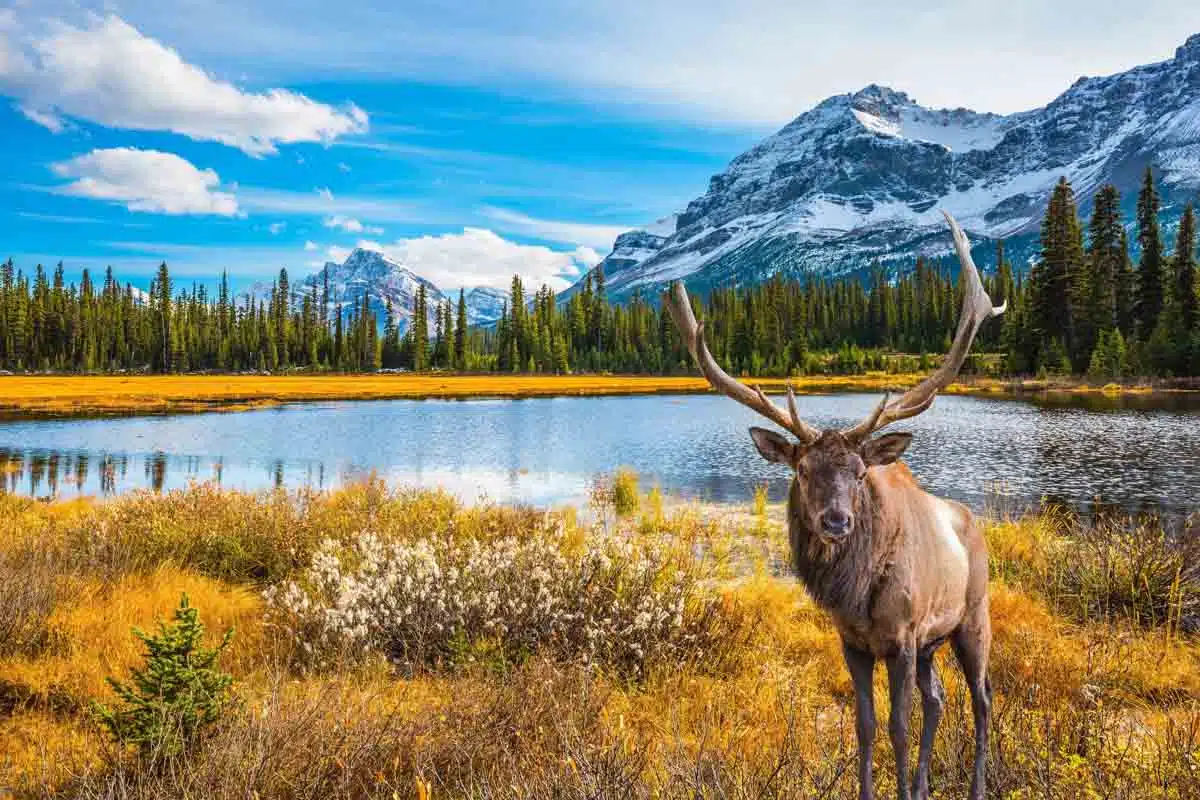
[0,372,1177,418]
[0,479,1197,798]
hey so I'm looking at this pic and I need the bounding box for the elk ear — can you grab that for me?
[749,427,797,465]
[861,432,912,466]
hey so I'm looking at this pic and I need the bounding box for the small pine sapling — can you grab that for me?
[94,593,236,757]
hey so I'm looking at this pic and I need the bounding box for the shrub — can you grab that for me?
[987,514,1200,631]
[94,594,236,758]
[612,468,640,518]
[639,485,665,533]
[265,523,718,675]
[0,535,60,657]
[752,483,770,519]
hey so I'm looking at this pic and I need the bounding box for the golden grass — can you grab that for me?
[6,372,1180,419]
[1,372,1191,420]
[1,483,1198,798]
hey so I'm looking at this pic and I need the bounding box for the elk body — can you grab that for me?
[666,213,1003,800]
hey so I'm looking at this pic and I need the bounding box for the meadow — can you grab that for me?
[0,372,1178,418]
[0,477,1197,798]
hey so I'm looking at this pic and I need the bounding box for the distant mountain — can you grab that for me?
[571,33,1200,302]
[251,248,510,332]
[462,286,508,326]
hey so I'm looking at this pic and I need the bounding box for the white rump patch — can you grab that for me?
[934,500,969,571]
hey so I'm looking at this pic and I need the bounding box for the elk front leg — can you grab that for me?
[952,621,992,800]
[912,650,945,800]
[886,646,916,800]
[843,643,877,800]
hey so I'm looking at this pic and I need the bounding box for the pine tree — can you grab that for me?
[412,284,428,371]
[94,593,235,757]
[455,289,468,369]
[1172,203,1197,371]
[1173,204,1197,333]
[1031,178,1086,371]
[1115,229,1137,338]
[1135,167,1166,339]
[1086,185,1123,335]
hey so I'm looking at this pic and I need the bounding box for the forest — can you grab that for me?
[0,168,1196,379]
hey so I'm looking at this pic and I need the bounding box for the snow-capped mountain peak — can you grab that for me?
[249,248,509,331]
[573,33,1200,302]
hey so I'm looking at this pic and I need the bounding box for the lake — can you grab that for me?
[2,392,1199,517]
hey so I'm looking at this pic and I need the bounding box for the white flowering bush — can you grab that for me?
[264,522,720,675]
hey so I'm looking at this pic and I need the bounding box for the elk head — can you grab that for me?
[666,212,1006,544]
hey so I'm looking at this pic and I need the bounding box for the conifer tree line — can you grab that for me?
[1,168,1196,378]
[1006,168,1200,378]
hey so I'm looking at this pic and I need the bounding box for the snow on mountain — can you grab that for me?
[577,34,1200,302]
[249,248,509,331]
[318,248,445,333]
[463,286,508,326]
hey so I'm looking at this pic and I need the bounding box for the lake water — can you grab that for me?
[2,392,1200,517]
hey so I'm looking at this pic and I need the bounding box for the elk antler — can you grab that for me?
[666,281,822,445]
[842,211,1007,443]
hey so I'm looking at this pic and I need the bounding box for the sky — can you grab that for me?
[1,1,1197,293]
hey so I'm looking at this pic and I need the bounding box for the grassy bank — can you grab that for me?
[0,372,1192,419]
[1,480,1197,798]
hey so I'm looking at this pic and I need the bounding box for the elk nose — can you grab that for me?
[821,509,851,537]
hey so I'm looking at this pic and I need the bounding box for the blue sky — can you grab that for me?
[2,1,1197,292]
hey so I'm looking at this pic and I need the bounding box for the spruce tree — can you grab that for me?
[1115,229,1136,338]
[455,289,468,369]
[1173,204,1197,333]
[412,284,428,371]
[1086,185,1123,335]
[1031,178,1086,370]
[1135,167,1166,339]
[1173,203,1197,371]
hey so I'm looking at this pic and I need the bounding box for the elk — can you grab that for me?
[666,212,1004,800]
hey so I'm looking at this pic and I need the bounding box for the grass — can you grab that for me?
[0,480,1198,798]
[1,372,1190,419]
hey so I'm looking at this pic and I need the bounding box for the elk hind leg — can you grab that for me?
[912,647,945,800]
[951,617,991,800]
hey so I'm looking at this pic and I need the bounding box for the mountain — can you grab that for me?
[252,249,510,331]
[462,286,508,326]
[318,248,445,332]
[575,34,1200,302]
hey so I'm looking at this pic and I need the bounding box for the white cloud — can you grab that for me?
[236,186,430,224]
[267,221,286,235]
[337,162,352,172]
[304,240,318,251]
[337,228,593,291]
[106,0,1199,123]
[482,207,624,251]
[0,14,367,155]
[572,245,603,268]
[323,214,383,235]
[51,147,239,216]
[17,103,64,131]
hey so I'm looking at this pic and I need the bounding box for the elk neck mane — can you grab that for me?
[788,469,904,621]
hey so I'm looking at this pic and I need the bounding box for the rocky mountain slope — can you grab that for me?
[256,249,510,332]
[575,33,1200,302]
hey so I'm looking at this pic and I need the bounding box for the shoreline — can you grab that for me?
[1,372,1197,419]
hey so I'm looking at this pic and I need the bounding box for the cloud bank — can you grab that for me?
[329,228,593,292]
[1,14,367,155]
[51,147,239,216]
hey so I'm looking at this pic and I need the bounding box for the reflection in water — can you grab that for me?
[1,393,1199,518]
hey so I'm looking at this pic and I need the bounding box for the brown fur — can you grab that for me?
[751,427,991,800]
